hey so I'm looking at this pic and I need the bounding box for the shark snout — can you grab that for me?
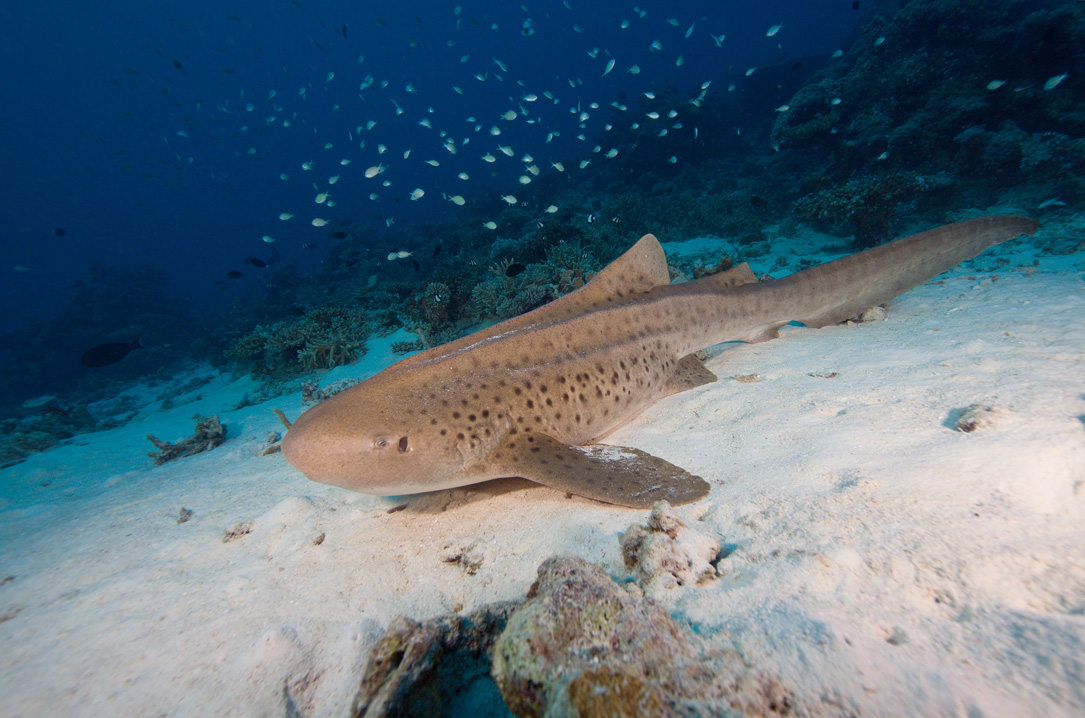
[280,406,359,487]
[280,411,322,479]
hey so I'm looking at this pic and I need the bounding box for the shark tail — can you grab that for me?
[778,215,1039,329]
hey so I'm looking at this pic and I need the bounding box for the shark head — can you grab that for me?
[281,375,479,496]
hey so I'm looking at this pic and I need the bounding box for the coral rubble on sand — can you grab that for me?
[620,501,723,597]
[353,504,795,718]
[146,414,227,465]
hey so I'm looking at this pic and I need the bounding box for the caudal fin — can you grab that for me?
[787,215,1039,328]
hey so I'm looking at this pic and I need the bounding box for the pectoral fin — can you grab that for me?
[662,354,718,396]
[481,433,710,508]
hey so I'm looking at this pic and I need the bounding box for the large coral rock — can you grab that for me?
[491,556,792,718]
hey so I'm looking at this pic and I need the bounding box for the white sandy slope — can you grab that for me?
[0,220,1083,717]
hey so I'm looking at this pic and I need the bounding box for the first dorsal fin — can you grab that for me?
[577,233,671,295]
[518,233,671,323]
[392,235,672,368]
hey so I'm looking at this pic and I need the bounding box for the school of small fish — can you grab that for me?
[156,4,792,262]
[135,4,1069,283]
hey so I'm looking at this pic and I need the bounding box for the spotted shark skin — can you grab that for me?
[282,215,1039,508]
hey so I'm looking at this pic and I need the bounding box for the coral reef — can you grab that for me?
[156,373,214,411]
[391,339,425,355]
[10,0,1079,453]
[1018,131,1085,177]
[0,262,195,408]
[350,604,520,718]
[299,378,362,406]
[585,190,768,247]
[460,241,598,325]
[774,0,1085,214]
[147,415,226,465]
[405,282,458,347]
[491,555,793,718]
[0,430,59,468]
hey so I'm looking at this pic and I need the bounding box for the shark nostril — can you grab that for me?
[398,436,409,452]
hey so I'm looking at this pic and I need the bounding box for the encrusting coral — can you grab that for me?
[490,555,792,718]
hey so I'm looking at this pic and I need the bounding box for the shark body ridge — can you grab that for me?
[282,215,1039,508]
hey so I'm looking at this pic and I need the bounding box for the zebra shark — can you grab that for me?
[282,215,1038,508]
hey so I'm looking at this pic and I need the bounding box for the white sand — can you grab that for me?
[1,224,1083,717]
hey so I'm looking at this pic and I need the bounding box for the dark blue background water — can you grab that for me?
[0,0,861,338]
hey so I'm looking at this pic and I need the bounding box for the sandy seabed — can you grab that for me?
[1,225,1083,717]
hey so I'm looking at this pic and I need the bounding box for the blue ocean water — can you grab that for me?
[0,0,1079,413]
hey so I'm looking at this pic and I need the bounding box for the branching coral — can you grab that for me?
[226,306,368,378]
[462,275,550,324]
[458,241,601,324]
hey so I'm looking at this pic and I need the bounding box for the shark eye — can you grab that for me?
[374,438,388,448]
[398,436,409,452]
